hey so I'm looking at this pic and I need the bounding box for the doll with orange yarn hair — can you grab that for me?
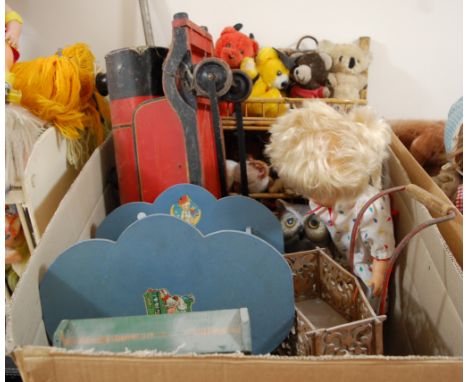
[5,3,23,103]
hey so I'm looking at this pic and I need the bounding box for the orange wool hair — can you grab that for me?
[11,43,109,144]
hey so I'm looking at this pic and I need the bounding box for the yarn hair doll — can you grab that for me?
[5,3,23,103]
[265,101,395,310]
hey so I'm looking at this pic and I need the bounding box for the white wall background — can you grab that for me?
[9,0,462,119]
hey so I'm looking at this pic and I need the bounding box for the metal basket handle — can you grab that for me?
[347,184,456,315]
[295,35,319,52]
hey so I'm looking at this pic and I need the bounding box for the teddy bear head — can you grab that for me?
[319,40,371,75]
[256,47,295,90]
[214,23,259,69]
[291,51,332,89]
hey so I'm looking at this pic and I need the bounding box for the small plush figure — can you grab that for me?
[319,39,371,100]
[5,4,23,103]
[265,101,394,309]
[214,23,259,69]
[226,158,271,193]
[433,162,462,203]
[289,51,333,98]
[390,120,446,176]
[241,47,295,117]
[433,97,463,210]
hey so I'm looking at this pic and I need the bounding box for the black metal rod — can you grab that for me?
[234,102,249,196]
[207,80,228,197]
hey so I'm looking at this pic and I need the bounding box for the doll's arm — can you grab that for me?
[359,196,395,296]
[369,258,390,296]
[5,4,23,48]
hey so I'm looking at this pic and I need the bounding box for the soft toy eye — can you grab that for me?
[307,218,320,229]
[285,217,296,228]
[240,50,244,55]
[277,70,282,76]
[226,43,231,48]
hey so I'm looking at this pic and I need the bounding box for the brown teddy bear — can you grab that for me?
[390,120,446,176]
[288,51,333,98]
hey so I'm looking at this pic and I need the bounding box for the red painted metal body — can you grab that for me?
[106,14,224,204]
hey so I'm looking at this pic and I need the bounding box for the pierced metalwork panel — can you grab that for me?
[315,321,375,355]
[295,310,315,356]
[319,253,357,321]
[355,287,374,320]
[285,250,320,300]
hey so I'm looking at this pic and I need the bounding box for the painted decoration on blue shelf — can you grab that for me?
[96,184,284,253]
[169,194,202,226]
[40,214,295,355]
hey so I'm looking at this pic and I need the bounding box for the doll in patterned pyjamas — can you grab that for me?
[265,100,395,311]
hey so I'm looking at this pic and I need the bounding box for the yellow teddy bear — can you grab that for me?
[241,47,294,117]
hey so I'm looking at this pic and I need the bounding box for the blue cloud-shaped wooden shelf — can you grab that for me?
[96,184,284,253]
[40,214,295,355]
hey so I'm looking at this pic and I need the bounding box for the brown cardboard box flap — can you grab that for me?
[14,346,462,382]
[390,133,463,267]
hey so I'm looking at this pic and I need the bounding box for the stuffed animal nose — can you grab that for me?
[349,57,356,69]
[298,228,305,240]
[280,81,288,89]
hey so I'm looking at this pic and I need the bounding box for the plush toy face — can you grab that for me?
[291,52,332,89]
[256,47,291,90]
[214,24,259,69]
[320,41,370,75]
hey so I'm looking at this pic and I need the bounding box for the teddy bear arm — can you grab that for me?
[327,73,337,88]
[240,57,258,79]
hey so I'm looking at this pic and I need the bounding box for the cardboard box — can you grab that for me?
[8,134,462,381]
[390,134,463,267]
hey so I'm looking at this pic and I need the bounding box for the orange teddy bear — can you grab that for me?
[214,23,259,69]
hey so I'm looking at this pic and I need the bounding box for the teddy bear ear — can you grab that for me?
[273,48,296,70]
[289,52,303,62]
[220,26,237,36]
[319,52,333,70]
[234,23,243,31]
[318,40,335,54]
[275,198,289,211]
[251,38,260,55]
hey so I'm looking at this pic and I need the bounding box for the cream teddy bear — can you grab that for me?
[319,39,371,100]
